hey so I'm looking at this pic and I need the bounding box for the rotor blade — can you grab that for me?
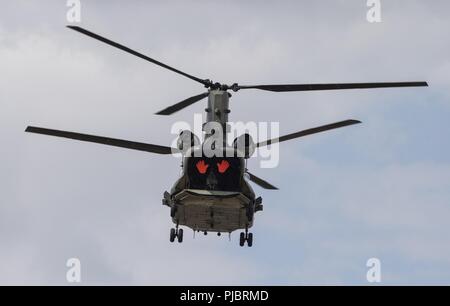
[25,126,176,155]
[257,119,361,147]
[67,25,208,86]
[155,92,209,115]
[237,81,428,92]
[247,172,278,190]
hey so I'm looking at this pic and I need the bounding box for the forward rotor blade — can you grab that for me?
[67,26,208,86]
[247,172,278,190]
[155,92,209,115]
[238,81,428,92]
[25,126,176,155]
[257,119,361,147]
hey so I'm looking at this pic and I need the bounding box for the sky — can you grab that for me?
[1,0,450,285]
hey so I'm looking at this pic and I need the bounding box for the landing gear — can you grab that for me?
[239,232,245,246]
[170,228,176,242]
[169,226,183,243]
[177,228,184,243]
[247,233,253,247]
[239,228,253,247]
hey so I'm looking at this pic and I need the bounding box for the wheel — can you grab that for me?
[247,233,253,247]
[239,232,245,247]
[177,228,184,243]
[169,228,176,242]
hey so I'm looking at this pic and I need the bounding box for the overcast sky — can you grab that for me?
[1,0,450,285]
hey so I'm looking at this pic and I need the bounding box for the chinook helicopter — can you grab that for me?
[25,26,428,247]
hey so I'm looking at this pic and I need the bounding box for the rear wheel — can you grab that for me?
[247,233,253,247]
[239,232,245,247]
[169,228,176,242]
[177,228,184,243]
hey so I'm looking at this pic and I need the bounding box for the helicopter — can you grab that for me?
[25,26,428,247]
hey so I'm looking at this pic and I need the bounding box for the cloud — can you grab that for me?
[1,0,450,285]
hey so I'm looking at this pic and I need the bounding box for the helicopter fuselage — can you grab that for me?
[163,149,262,235]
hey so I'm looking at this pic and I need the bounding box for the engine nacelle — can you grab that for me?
[233,133,255,159]
[177,130,200,154]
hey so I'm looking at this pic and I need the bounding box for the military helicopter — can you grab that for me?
[25,26,428,247]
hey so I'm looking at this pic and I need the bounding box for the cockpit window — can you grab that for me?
[187,156,242,191]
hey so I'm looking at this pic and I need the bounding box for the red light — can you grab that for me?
[217,160,230,173]
[196,160,209,174]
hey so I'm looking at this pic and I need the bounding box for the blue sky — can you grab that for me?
[1,0,450,285]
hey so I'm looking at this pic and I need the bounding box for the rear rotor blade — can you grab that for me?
[67,26,209,86]
[257,119,361,147]
[247,172,278,190]
[25,126,176,155]
[155,92,209,115]
[237,81,428,92]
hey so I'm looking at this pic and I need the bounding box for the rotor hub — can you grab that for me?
[204,80,240,92]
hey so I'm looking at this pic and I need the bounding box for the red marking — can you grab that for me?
[196,160,209,174]
[217,160,230,173]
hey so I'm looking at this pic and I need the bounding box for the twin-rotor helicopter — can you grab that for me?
[26,26,428,246]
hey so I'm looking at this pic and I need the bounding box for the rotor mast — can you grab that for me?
[204,90,230,142]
